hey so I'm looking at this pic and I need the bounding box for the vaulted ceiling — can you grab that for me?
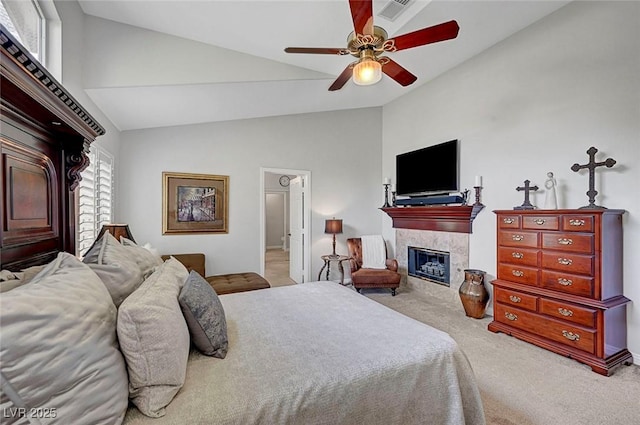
[78,1,571,131]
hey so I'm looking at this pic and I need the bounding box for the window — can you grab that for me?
[0,0,61,79]
[77,146,114,255]
[0,0,45,62]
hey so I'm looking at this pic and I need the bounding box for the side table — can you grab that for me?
[318,255,351,285]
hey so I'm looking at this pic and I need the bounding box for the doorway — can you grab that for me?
[260,168,311,284]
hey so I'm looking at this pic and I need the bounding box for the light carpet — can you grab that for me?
[362,287,640,425]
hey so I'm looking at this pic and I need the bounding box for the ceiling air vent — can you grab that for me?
[377,0,413,22]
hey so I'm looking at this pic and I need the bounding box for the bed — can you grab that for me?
[1,27,485,425]
[123,282,484,425]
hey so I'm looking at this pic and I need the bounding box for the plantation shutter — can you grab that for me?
[77,147,114,255]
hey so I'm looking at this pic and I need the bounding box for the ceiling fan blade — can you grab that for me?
[380,58,417,87]
[385,20,460,52]
[285,47,350,55]
[328,64,355,91]
[349,0,374,35]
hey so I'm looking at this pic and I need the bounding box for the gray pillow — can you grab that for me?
[0,253,128,424]
[120,236,163,278]
[83,232,143,306]
[117,257,190,418]
[179,271,229,358]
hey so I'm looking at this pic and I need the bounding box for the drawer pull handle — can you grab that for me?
[558,258,573,266]
[558,308,574,317]
[558,278,573,286]
[509,295,521,303]
[569,219,585,226]
[505,312,518,321]
[534,218,546,225]
[512,234,524,241]
[512,270,524,277]
[512,252,524,259]
[562,330,580,341]
[503,218,515,224]
[558,238,573,245]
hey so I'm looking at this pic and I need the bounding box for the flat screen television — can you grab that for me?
[395,139,459,197]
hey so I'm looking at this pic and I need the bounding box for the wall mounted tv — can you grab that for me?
[396,139,459,197]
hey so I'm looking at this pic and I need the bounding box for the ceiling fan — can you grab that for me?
[284,0,459,91]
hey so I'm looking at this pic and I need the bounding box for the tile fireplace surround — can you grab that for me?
[396,228,469,303]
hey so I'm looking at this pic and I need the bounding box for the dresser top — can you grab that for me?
[493,209,625,215]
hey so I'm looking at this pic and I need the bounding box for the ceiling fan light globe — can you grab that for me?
[353,58,382,86]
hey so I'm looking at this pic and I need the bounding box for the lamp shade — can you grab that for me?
[82,224,135,257]
[324,218,343,234]
[97,224,136,243]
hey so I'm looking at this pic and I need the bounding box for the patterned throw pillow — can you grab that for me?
[179,271,229,358]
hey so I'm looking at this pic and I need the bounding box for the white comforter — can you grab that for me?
[123,282,485,425]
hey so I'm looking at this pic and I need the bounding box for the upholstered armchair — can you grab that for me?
[347,237,401,296]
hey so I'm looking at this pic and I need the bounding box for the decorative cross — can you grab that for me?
[571,146,616,209]
[514,179,538,210]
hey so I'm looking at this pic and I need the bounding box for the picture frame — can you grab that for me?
[162,172,229,234]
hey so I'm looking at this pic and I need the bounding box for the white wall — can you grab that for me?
[382,1,640,359]
[55,0,122,208]
[117,108,383,278]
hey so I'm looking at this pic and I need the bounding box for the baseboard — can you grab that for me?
[631,350,639,366]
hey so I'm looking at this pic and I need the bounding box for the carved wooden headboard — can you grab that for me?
[1,27,105,271]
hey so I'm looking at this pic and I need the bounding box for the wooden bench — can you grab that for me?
[161,254,270,295]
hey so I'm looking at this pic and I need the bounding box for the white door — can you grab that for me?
[289,176,305,283]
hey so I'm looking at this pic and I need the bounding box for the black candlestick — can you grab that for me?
[382,184,391,208]
[473,186,484,207]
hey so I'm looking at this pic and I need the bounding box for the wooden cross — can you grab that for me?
[514,179,538,210]
[571,146,616,209]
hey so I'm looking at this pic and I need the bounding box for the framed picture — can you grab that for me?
[162,172,229,234]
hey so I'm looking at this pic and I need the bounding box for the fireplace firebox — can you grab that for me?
[408,246,451,286]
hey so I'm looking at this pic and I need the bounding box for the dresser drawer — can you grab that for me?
[498,215,520,229]
[497,264,538,286]
[523,216,559,230]
[539,298,597,328]
[561,215,594,233]
[495,304,595,354]
[498,231,538,248]
[498,247,538,267]
[541,252,594,275]
[542,232,593,254]
[541,270,594,298]
[494,287,537,312]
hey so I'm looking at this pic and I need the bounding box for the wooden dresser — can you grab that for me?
[488,209,632,375]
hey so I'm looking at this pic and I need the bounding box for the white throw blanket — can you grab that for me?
[361,235,387,269]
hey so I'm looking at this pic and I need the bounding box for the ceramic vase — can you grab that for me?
[459,269,489,319]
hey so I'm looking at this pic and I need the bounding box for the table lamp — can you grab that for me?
[324,218,343,259]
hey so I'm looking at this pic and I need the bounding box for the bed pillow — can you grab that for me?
[179,271,229,358]
[117,257,190,418]
[83,232,144,306]
[0,253,128,424]
[120,236,163,278]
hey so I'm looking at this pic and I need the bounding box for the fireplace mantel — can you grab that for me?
[381,205,484,234]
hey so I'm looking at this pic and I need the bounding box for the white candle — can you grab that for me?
[384,177,390,185]
[475,175,482,187]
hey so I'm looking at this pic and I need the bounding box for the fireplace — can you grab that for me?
[408,246,451,286]
[395,229,469,296]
